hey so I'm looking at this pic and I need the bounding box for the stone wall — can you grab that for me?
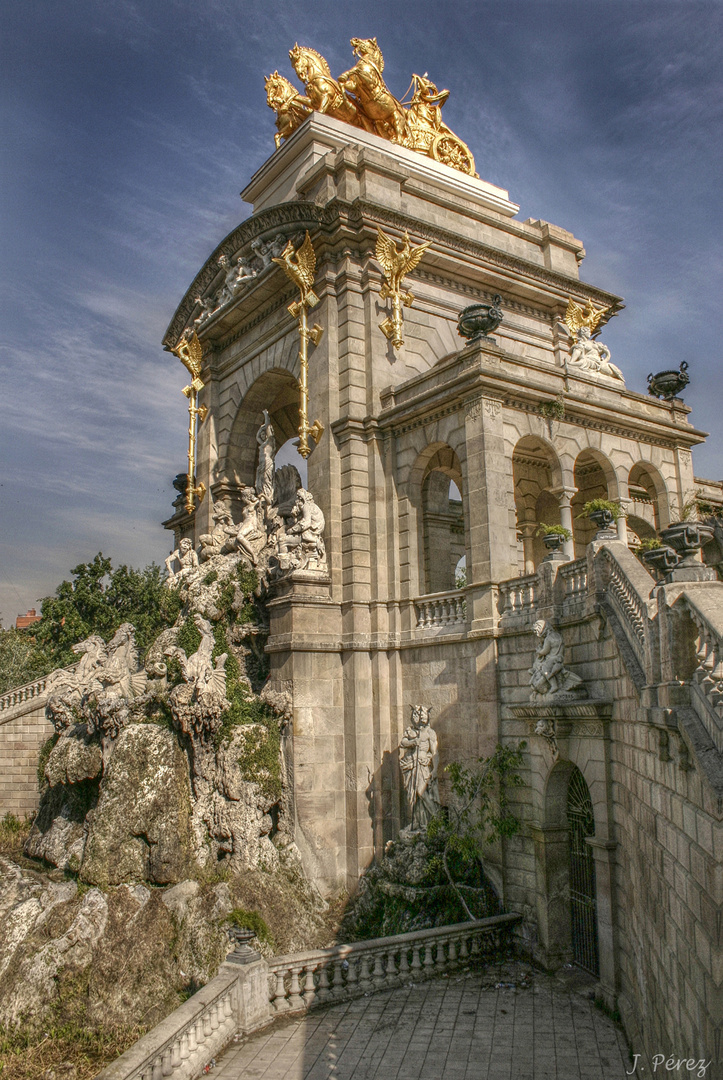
[0,700,52,818]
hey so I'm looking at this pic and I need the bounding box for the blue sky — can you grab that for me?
[1,0,721,623]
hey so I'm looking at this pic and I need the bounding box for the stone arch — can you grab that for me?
[571,448,619,556]
[406,443,466,594]
[626,460,670,541]
[512,436,564,573]
[220,368,300,489]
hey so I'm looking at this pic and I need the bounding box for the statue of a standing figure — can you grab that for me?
[255,409,276,505]
[399,704,441,831]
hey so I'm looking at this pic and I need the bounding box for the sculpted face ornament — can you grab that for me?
[266,37,477,176]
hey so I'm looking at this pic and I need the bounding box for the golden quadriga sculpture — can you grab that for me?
[266,37,477,176]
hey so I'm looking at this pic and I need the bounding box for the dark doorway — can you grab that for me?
[567,768,599,976]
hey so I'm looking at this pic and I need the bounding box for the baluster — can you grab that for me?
[179,1031,189,1061]
[372,952,386,988]
[434,938,447,970]
[187,1020,198,1054]
[359,953,373,989]
[399,947,410,976]
[385,949,397,984]
[171,1038,182,1069]
[346,956,358,991]
[455,597,465,623]
[332,959,346,999]
[317,963,331,1002]
[410,945,422,975]
[287,966,304,1010]
[303,964,317,1007]
[448,938,457,964]
[423,942,435,971]
[272,970,289,1011]
[152,1057,164,1080]
[470,934,480,957]
[458,935,469,960]
[210,1003,220,1031]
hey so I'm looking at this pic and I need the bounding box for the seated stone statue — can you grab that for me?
[230,486,264,566]
[529,619,585,701]
[199,502,237,560]
[277,489,326,568]
[165,537,199,582]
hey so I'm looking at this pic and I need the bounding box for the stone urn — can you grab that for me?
[642,545,679,579]
[588,508,617,540]
[659,521,714,568]
[458,296,503,342]
[647,362,689,400]
[541,532,566,561]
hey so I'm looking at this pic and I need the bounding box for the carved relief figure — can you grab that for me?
[250,233,290,268]
[529,619,585,701]
[399,704,441,831]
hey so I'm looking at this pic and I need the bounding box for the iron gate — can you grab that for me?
[567,769,599,976]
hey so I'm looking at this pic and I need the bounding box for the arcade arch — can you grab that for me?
[512,437,563,573]
[571,450,617,556]
[220,369,300,489]
[418,446,465,594]
[626,461,669,544]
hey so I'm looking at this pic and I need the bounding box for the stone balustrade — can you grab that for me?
[558,559,588,613]
[596,545,652,670]
[95,916,520,1080]
[497,574,539,622]
[677,595,723,753]
[0,675,50,715]
[267,914,520,1014]
[94,965,252,1080]
[414,589,466,630]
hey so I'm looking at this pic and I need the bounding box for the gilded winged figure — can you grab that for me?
[375,227,430,296]
[272,231,319,308]
[173,329,204,390]
[564,298,609,339]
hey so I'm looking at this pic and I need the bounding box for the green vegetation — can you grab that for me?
[0,813,32,859]
[578,498,621,521]
[36,734,59,788]
[0,555,182,695]
[535,523,572,540]
[345,743,526,939]
[227,907,275,948]
[538,394,565,421]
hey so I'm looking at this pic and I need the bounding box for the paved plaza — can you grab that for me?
[214,964,631,1080]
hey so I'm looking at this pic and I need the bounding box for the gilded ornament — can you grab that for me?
[374,226,430,350]
[172,329,208,515]
[272,232,325,458]
[564,297,609,339]
[266,37,476,176]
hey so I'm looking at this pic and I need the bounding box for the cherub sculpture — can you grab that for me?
[563,298,624,383]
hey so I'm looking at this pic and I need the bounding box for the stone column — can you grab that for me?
[518,521,536,575]
[529,822,572,968]
[463,389,517,630]
[552,487,577,561]
[616,498,629,547]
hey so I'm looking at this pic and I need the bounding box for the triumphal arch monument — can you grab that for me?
[160,38,720,1064]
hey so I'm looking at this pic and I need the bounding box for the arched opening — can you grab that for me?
[571,450,617,556]
[626,462,668,548]
[567,768,599,976]
[221,369,300,489]
[512,437,563,573]
[420,447,465,593]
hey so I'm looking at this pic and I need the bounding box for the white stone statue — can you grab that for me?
[166,613,228,740]
[165,537,199,581]
[231,485,264,566]
[255,409,276,505]
[199,502,236,561]
[569,326,624,382]
[194,293,217,327]
[217,253,258,307]
[399,704,441,831]
[529,619,585,701]
[276,488,326,570]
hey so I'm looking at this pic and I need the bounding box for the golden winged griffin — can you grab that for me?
[266,37,477,176]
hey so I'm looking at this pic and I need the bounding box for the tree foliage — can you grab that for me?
[0,554,182,693]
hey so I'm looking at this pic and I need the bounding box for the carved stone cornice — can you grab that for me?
[164,195,624,351]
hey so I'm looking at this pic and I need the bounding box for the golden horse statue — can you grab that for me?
[289,44,371,131]
[338,37,409,144]
[265,37,476,176]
